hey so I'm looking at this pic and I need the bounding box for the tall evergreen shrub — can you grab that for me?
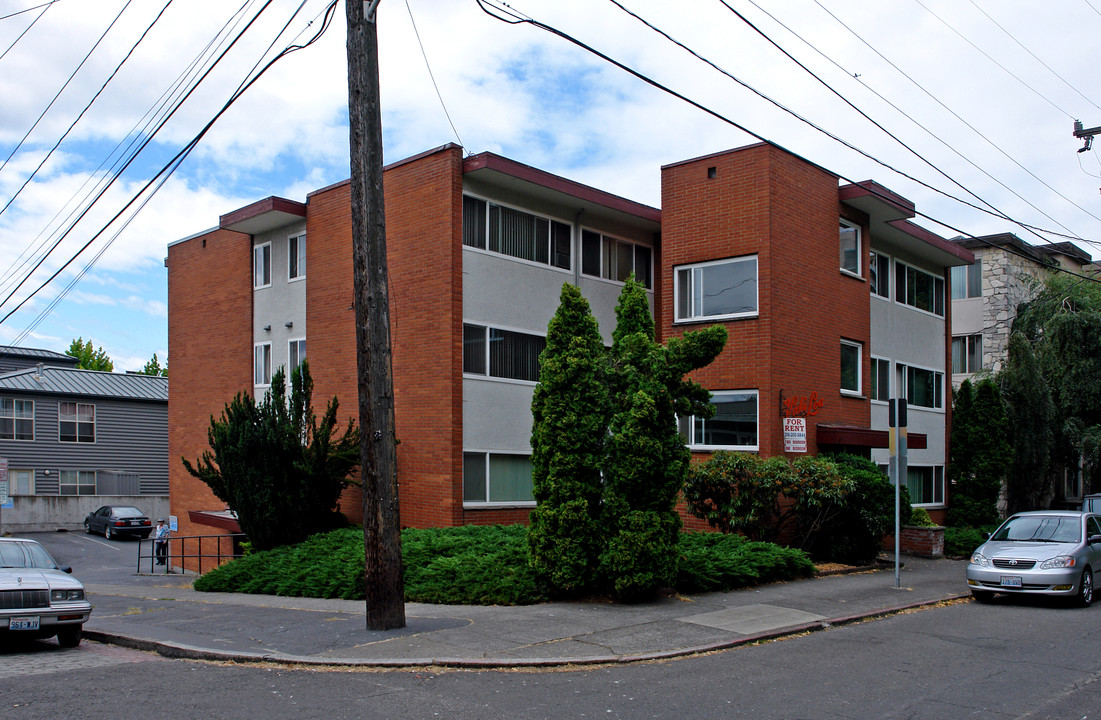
[947,378,1010,527]
[528,285,608,594]
[1001,332,1054,513]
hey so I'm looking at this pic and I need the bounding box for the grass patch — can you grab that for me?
[194,525,815,605]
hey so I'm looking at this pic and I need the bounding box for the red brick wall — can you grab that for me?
[166,229,253,570]
[305,145,466,529]
[660,143,870,460]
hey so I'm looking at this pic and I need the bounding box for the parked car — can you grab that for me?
[967,511,1101,607]
[0,537,92,647]
[1083,494,1101,513]
[84,505,152,539]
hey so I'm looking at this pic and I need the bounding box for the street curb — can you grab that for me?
[82,592,972,670]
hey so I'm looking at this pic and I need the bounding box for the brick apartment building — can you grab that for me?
[166,141,971,549]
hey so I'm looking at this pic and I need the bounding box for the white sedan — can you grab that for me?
[0,537,93,647]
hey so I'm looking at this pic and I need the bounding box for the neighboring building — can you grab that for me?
[949,233,1093,384]
[0,351,169,533]
[166,141,971,556]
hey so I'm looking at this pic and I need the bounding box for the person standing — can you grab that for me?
[154,518,170,566]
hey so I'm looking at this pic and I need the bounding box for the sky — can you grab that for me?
[1,0,1099,372]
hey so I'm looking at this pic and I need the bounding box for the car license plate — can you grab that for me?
[8,616,40,630]
[1000,576,1023,588]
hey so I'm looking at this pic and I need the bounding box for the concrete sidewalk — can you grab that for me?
[80,556,969,668]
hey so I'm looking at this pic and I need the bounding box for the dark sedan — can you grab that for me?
[83,505,152,540]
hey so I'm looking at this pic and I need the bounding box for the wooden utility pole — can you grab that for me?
[346,0,405,630]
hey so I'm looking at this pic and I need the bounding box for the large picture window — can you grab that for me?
[907,465,945,505]
[0,398,34,440]
[463,452,535,504]
[680,390,758,451]
[674,256,758,322]
[581,230,653,288]
[463,324,546,383]
[58,402,94,443]
[462,196,571,270]
[840,219,861,275]
[895,261,944,316]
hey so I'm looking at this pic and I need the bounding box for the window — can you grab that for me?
[951,335,982,374]
[59,470,96,496]
[840,219,861,275]
[462,324,546,382]
[581,230,653,288]
[289,339,306,372]
[841,340,862,395]
[254,343,272,386]
[253,242,271,288]
[675,256,758,322]
[950,260,981,299]
[0,398,33,440]
[907,465,944,505]
[900,364,943,409]
[869,251,890,298]
[58,402,94,443]
[895,261,944,316]
[288,233,306,280]
[462,196,571,270]
[463,452,535,504]
[871,358,890,401]
[679,390,758,451]
[10,469,33,495]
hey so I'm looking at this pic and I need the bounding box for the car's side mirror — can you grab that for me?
[982,532,991,540]
[60,565,72,574]
[1088,534,1101,546]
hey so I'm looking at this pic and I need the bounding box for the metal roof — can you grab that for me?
[0,345,78,365]
[0,366,167,402]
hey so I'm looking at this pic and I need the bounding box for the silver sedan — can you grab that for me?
[967,511,1101,606]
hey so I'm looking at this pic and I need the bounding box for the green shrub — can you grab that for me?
[811,454,912,565]
[677,532,815,593]
[944,526,996,558]
[194,525,822,605]
[909,507,936,527]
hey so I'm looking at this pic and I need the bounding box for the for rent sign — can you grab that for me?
[783,417,807,453]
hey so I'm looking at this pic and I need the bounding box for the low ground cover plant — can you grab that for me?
[194,524,815,605]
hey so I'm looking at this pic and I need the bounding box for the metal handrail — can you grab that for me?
[136,533,246,575]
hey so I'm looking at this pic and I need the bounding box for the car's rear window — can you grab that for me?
[114,507,144,518]
[992,515,1081,543]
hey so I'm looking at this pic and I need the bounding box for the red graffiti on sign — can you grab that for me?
[779,389,824,418]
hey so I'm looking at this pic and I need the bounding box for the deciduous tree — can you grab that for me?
[66,337,113,371]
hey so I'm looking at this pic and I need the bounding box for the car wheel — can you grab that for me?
[971,590,994,603]
[56,626,82,648]
[1078,568,1093,608]
[84,520,92,534]
[105,526,113,540]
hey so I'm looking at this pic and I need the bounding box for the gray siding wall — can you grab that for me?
[252,221,308,392]
[0,394,167,496]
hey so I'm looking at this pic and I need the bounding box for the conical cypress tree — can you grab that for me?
[1001,333,1055,514]
[601,276,726,600]
[528,283,608,594]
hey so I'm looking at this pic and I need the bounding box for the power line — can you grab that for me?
[809,0,1101,240]
[0,0,174,220]
[0,0,56,61]
[474,0,1101,285]
[5,0,342,332]
[404,0,464,148]
[966,0,1101,112]
[607,0,1097,252]
[0,0,135,178]
[913,0,1077,118]
[709,0,1097,250]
